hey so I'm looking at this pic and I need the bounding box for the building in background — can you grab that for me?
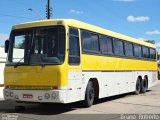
[0,47,7,99]
[158,55,160,80]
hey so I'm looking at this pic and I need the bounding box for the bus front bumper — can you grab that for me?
[3,89,66,103]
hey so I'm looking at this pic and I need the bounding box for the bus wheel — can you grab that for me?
[83,81,95,107]
[141,77,148,93]
[134,78,141,95]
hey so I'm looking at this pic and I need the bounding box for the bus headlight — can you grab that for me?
[51,93,57,99]
[10,92,14,97]
[15,95,19,99]
[5,91,9,97]
[44,93,50,99]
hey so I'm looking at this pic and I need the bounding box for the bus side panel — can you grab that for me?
[81,70,158,100]
[81,71,133,99]
[81,54,158,99]
[147,71,158,88]
[66,71,82,103]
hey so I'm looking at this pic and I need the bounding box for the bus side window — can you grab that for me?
[113,39,125,56]
[142,46,150,59]
[69,28,80,65]
[124,41,134,57]
[150,48,156,60]
[100,35,113,55]
[134,44,142,58]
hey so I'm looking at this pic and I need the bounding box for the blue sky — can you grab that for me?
[0,0,160,51]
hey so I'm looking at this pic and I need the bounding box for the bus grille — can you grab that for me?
[6,86,53,90]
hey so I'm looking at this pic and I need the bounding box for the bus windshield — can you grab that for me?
[7,26,65,66]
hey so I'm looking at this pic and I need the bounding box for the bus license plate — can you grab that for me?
[23,94,33,99]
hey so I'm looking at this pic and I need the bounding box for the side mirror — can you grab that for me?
[5,40,9,53]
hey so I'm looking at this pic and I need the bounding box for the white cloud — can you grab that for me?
[138,38,147,41]
[145,30,160,35]
[114,0,135,2]
[69,9,84,14]
[156,43,160,48]
[127,16,150,22]
[0,33,9,41]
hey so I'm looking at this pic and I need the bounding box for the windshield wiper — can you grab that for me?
[14,55,45,68]
[14,57,24,68]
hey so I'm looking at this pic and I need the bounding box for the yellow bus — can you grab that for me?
[4,19,158,107]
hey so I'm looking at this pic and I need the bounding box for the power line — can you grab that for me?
[0,13,36,20]
[0,1,52,20]
[28,8,44,20]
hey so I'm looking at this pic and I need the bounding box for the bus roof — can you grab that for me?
[13,19,156,48]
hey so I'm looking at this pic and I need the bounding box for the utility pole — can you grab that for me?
[46,0,52,19]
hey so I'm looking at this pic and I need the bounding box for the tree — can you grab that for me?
[16,40,25,49]
[145,40,155,44]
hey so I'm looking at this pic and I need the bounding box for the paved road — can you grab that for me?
[0,81,160,120]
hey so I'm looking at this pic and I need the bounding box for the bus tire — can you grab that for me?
[83,81,95,107]
[141,77,148,93]
[134,78,141,95]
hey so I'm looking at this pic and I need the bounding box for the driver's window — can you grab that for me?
[12,35,25,63]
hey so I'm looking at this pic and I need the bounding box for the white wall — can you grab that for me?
[0,47,7,99]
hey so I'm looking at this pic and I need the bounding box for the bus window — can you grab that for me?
[134,44,142,58]
[81,30,100,53]
[100,35,113,55]
[142,46,150,58]
[69,28,80,65]
[124,42,134,57]
[113,39,125,56]
[8,27,65,65]
[150,48,156,60]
